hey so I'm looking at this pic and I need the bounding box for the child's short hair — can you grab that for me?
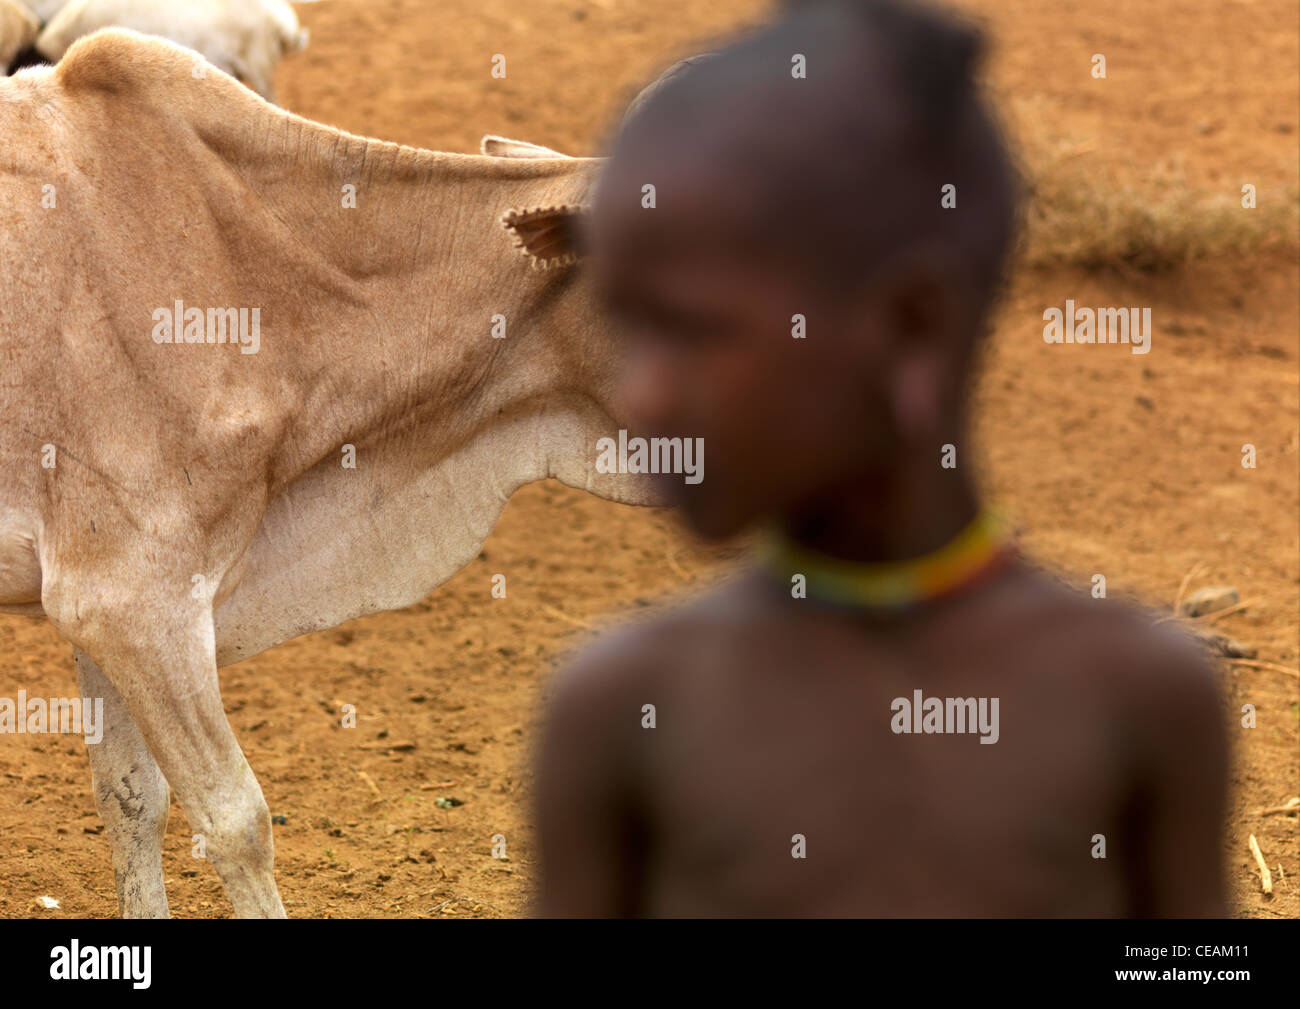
[618,0,1021,327]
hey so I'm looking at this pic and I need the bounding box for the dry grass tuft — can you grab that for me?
[1001,100,1299,273]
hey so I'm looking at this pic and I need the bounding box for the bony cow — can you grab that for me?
[0,29,668,917]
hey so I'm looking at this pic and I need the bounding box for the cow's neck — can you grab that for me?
[238,135,609,507]
[210,144,636,661]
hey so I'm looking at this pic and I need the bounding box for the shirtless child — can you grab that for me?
[534,0,1228,916]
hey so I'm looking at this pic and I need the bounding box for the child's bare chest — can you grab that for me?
[635,622,1135,914]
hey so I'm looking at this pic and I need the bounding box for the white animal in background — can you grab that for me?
[23,0,65,21]
[0,0,38,68]
[35,0,317,100]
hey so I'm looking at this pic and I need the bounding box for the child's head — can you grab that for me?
[592,0,1020,539]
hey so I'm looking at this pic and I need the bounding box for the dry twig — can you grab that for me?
[1248,834,1273,895]
[1228,659,1300,680]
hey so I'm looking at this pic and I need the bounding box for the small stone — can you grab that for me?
[1192,629,1256,659]
[1180,586,1239,618]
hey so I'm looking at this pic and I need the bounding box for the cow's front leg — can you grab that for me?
[110,631,285,919]
[57,598,286,918]
[76,648,171,918]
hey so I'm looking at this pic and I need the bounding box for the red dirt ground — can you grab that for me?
[0,0,1296,918]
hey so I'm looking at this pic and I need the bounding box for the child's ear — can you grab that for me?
[501,205,588,268]
[869,241,970,365]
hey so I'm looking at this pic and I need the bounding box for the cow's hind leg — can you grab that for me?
[76,649,171,918]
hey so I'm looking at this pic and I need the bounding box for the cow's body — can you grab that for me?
[0,29,646,917]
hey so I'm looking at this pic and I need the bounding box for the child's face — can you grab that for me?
[591,173,891,540]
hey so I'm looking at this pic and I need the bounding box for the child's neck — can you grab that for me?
[782,470,982,563]
[761,475,1013,612]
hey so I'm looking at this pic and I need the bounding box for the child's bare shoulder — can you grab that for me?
[998,567,1222,715]
[545,574,767,712]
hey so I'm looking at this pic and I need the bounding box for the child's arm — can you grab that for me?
[1128,639,1230,916]
[534,645,646,917]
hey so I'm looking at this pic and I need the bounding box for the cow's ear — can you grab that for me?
[501,205,587,269]
[481,135,570,159]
